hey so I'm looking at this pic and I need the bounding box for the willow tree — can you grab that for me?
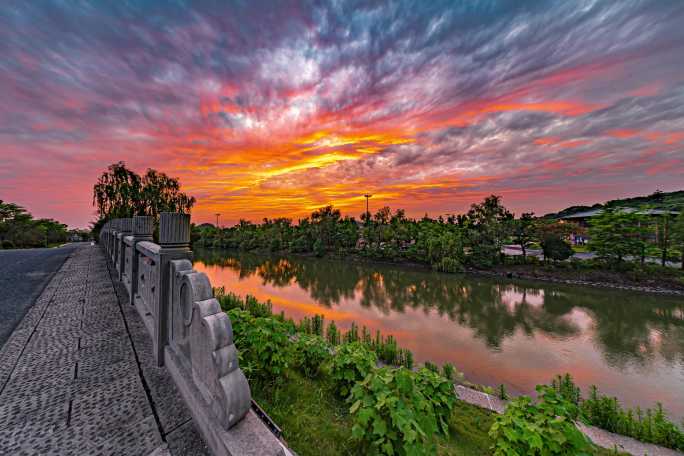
[93,161,195,222]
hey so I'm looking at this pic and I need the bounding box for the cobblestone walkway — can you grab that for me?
[0,245,210,455]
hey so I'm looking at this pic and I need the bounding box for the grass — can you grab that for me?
[251,368,625,455]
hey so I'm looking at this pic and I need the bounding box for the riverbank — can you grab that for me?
[479,262,684,296]
[197,246,684,296]
[221,292,679,455]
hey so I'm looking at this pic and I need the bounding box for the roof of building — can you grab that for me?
[559,207,680,219]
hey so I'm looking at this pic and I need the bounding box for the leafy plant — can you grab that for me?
[330,342,377,398]
[349,367,454,455]
[581,386,684,450]
[498,384,509,401]
[415,367,456,435]
[228,310,291,382]
[292,334,331,378]
[489,385,592,455]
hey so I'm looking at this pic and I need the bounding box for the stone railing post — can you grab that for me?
[154,212,192,366]
[122,216,153,299]
[110,219,120,265]
[117,218,132,280]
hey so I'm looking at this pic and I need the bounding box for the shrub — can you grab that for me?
[498,384,509,401]
[327,320,340,345]
[292,334,330,378]
[228,311,291,383]
[349,367,455,455]
[541,235,574,262]
[424,361,439,374]
[436,256,464,273]
[489,385,592,455]
[313,238,325,257]
[1,239,15,249]
[415,367,456,434]
[216,290,273,317]
[330,342,377,398]
[581,386,684,450]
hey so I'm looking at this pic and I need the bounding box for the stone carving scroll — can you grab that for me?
[170,264,251,430]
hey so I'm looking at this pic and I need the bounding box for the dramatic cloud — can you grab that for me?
[1,0,683,227]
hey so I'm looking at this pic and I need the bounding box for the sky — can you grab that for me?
[1,1,683,228]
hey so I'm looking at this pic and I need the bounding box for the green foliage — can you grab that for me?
[326,320,341,345]
[588,208,650,264]
[551,373,581,410]
[228,310,291,382]
[498,384,509,401]
[489,385,592,455]
[330,342,377,398]
[92,162,195,228]
[436,256,464,273]
[466,195,513,268]
[541,235,574,262]
[313,238,325,257]
[292,334,331,378]
[513,212,536,258]
[424,361,439,374]
[545,374,684,451]
[215,288,274,317]
[349,367,455,455]
[581,386,684,450]
[0,200,70,248]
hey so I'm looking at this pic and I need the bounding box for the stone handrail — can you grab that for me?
[100,214,283,456]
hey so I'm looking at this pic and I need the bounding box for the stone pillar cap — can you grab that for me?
[133,216,154,236]
[159,212,190,246]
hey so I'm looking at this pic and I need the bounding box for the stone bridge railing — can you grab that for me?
[100,214,284,456]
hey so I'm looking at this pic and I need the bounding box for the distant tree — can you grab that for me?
[373,206,392,225]
[466,195,513,267]
[92,162,195,235]
[311,205,341,250]
[588,209,650,265]
[541,236,573,262]
[512,212,536,259]
[656,213,674,267]
[671,212,684,270]
[0,200,68,248]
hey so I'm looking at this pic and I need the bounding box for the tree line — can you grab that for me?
[192,195,684,271]
[0,200,78,249]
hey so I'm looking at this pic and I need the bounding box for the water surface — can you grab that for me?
[194,250,684,420]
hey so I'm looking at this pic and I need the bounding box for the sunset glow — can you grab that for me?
[1,1,683,227]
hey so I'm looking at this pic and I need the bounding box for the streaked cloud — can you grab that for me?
[1,0,683,227]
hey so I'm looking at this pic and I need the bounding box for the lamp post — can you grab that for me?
[363,194,372,226]
[215,213,221,228]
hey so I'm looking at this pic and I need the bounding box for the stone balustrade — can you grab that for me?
[100,214,284,456]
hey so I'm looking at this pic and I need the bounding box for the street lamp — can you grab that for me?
[363,194,372,226]
[215,213,221,228]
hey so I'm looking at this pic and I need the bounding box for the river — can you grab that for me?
[193,249,684,421]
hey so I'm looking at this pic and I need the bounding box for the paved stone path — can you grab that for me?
[0,245,210,455]
[0,245,77,347]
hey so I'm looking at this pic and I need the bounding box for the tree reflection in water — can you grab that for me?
[195,249,684,368]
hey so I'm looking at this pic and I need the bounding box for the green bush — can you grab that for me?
[330,342,377,398]
[415,367,456,434]
[436,256,464,273]
[581,386,684,450]
[228,310,291,382]
[292,334,331,378]
[541,235,574,262]
[545,374,684,451]
[489,385,592,455]
[1,239,15,249]
[313,238,325,257]
[349,367,455,455]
